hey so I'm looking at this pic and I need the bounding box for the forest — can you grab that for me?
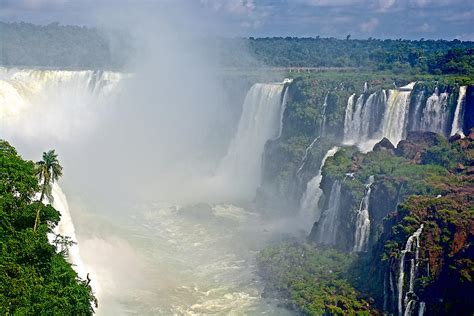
[1,22,474,79]
[0,141,96,315]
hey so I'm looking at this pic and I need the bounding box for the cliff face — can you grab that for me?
[257,74,474,315]
[258,76,473,216]
[316,130,474,314]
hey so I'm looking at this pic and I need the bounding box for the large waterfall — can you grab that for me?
[418,89,449,135]
[216,82,288,200]
[353,175,374,252]
[0,68,122,141]
[382,82,416,146]
[299,147,340,229]
[315,180,342,245]
[451,86,467,137]
[343,90,387,145]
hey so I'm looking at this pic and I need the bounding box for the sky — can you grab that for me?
[1,0,473,40]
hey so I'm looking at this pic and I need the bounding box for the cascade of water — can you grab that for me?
[320,92,329,137]
[297,136,320,174]
[275,84,291,140]
[0,68,123,140]
[390,267,396,311]
[418,302,426,316]
[409,90,426,131]
[383,82,416,146]
[315,180,342,245]
[343,94,356,142]
[404,300,416,316]
[50,184,88,279]
[299,147,340,225]
[450,86,467,137]
[216,81,287,200]
[419,90,449,135]
[343,90,387,146]
[343,94,364,144]
[397,224,424,316]
[364,82,368,93]
[353,175,374,252]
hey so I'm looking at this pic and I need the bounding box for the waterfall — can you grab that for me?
[343,94,356,143]
[343,90,387,145]
[409,90,425,131]
[299,147,340,225]
[419,90,449,135]
[46,183,98,302]
[50,183,88,279]
[450,86,467,137]
[418,302,426,316]
[398,224,424,316]
[296,136,320,174]
[216,81,287,200]
[0,68,122,140]
[315,180,342,245]
[382,82,416,146]
[353,175,374,252]
[275,84,291,140]
[320,92,328,136]
[343,94,364,144]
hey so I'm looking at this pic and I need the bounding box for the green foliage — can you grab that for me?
[257,241,372,315]
[0,140,96,315]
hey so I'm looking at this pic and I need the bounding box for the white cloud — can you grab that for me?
[417,22,432,32]
[200,0,255,15]
[378,0,396,11]
[297,0,365,6]
[359,17,379,32]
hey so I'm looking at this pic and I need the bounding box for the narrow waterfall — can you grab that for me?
[343,90,387,145]
[383,82,416,146]
[216,81,287,199]
[315,180,342,245]
[320,92,329,136]
[343,94,356,143]
[299,147,340,226]
[343,94,364,144]
[409,90,426,132]
[296,136,320,174]
[275,83,291,139]
[419,89,449,135]
[50,183,89,281]
[353,175,374,252]
[451,86,467,137]
[418,302,426,316]
[397,224,424,316]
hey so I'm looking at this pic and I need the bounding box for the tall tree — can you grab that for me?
[33,150,63,232]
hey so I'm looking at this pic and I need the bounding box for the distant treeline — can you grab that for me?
[0,22,131,69]
[1,22,473,77]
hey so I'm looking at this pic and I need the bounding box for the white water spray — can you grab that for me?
[383,82,415,146]
[353,175,374,252]
[398,224,424,316]
[450,86,467,137]
[299,147,339,227]
[315,180,342,245]
[419,89,449,135]
[215,81,287,200]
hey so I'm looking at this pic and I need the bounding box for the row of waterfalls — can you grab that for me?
[296,82,469,315]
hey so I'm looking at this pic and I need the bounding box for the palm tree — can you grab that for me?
[34,150,63,232]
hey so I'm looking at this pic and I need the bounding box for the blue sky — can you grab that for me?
[1,0,473,40]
